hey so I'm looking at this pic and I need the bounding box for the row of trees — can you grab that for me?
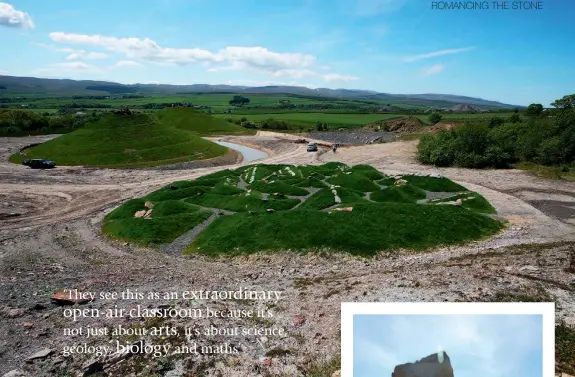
[418,94,575,168]
[229,95,250,106]
[224,116,292,130]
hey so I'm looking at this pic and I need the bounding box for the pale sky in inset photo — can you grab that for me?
[353,314,543,377]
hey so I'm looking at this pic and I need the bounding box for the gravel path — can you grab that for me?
[426,191,468,201]
[159,207,234,255]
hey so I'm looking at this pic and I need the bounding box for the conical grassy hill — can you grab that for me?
[10,112,229,168]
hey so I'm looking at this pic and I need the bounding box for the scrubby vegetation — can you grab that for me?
[418,94,575,171]
[0,109,104,136]
[103,163,503,255]
[557,320,575,375]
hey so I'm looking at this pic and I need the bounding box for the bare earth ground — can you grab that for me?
[1,131,574,376]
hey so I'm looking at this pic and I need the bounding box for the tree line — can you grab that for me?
[0,109,104,137]
[418,94,575,169]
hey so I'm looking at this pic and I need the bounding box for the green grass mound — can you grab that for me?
[156,107,255,136]
[103,212,211,246]
[326,172,381,192]
[430,192,496,214]
[347,164,386,180]
[371,184,427,203]
[102,163,503,253]
[403,175,467,192]
[103,198,210,246]
[185,194,300,212]
[187,202,502,256]
[249,181,309,196]
[11,113,229,168]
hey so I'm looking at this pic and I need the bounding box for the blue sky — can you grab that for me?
[353,314,543,377]
[0,0,573,105]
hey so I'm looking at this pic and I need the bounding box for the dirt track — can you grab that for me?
[1,131,574,376]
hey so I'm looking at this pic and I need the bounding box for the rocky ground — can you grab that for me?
[304,131,395,146]
[1,131,574,377]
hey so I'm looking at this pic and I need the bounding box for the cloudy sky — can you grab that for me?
[353,314,543,377]
[0,0,573,105]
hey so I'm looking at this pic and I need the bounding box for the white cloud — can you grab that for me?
[49,32,315,73]
[422,64,444,76]
[0,69,8,75]
[33,43,109,60]
[115,60,142,67]
[0,2,34,29]
[404,47,475,62]
[207,61,247,72]
[46,32,360,82]
[66,51,108,60]
[34,61,104,76]
[320,65,331,70]
[271,69,317,78]
[322,73,358,82]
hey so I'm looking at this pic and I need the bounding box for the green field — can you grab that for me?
[10,112,231,168]
[102,163,503,255]
[1,93,375,112]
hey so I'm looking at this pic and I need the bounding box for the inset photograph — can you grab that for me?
[341,302,555,377]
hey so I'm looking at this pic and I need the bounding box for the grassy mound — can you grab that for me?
[10,113,229,168]
[103,199,211,245]
[371,184,427,203]
[430,192,496,214]
[189,202,501,256]
[403,175,466,192]
[155,107,255,136]
[102,163,503,254]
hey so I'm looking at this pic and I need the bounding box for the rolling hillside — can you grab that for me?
[0,75,522,110]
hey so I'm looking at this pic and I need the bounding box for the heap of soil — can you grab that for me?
[430,122,458,134]
[362,116,424,133]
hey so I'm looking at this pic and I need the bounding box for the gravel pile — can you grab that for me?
[305,131,395,146]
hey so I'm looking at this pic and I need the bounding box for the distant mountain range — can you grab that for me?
[0,75,522,110]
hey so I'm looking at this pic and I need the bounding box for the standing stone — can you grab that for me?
[392,351,454,377]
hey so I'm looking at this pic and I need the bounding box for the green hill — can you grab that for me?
[10,113,228,168]
[155,107,255,136]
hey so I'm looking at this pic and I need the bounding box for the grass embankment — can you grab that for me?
[103,163,503,255]
[10,113,229,168]
[155,107,255,136]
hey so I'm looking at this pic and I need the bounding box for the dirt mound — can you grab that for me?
[430,122,458,134]
[363,117,424,133]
